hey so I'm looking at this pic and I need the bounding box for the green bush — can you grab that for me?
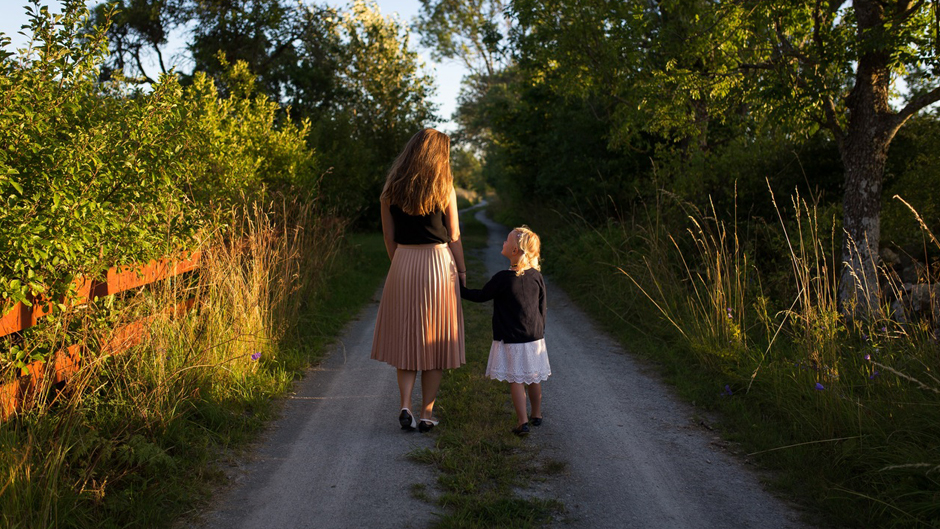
[0,3,319,325]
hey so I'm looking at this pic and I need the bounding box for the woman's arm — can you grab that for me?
[380,199,397,261]
[444,187,467,285]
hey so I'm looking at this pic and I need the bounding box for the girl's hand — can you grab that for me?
[458,271,466,287]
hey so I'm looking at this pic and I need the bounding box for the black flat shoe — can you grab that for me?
[512,422,530,436]
[400,408,416,431]
[418,418,439,433]
[530,417,542,427]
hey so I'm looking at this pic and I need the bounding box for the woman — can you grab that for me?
[371,128,466,433]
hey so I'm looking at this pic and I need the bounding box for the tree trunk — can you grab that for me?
[838,129,889,317]
[837,0,894,318]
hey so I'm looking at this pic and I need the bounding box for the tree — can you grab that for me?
[415,0,513,147]
[729,1,940,316]
[415,0,511,79]
[187,0,325,99]
[91,0,187,83]
[94,0,339,99]
[509,0,940,317]
[93,0,438,223]
[312,0,438,221]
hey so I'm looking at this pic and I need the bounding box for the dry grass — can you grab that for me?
[0,195,355,528]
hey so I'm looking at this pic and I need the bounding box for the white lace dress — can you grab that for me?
[485,338,551,384]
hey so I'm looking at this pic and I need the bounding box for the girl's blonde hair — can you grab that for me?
[380,128,452,216]
[513,225,541,276]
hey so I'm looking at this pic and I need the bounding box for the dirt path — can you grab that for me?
[195,207,809,529]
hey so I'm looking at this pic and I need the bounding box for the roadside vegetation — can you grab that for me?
[491,193,940,528]
[1,213,388,528]
[0,2,414,527]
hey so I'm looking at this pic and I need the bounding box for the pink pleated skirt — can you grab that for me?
[371,243,465,370]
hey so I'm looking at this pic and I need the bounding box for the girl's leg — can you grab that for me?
[510,383,529,426]
[397,369,417,410]
[419,369,443,419]
[527,383,542,419]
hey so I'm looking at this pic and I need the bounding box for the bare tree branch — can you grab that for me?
[894,83,940,124]
[154,44,167,75]
[895,0,926,20]
[823,96,845,140]
[132,48,156,84]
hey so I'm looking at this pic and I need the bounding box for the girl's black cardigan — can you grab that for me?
[460,269,546,343]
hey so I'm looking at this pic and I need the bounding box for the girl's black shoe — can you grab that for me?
[530,417,542,427]
[512,422,530,436]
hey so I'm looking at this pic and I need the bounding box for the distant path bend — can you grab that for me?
[474,209,810,529]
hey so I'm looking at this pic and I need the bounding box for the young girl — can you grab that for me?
[460,226,550,436]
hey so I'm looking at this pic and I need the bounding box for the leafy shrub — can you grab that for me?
[0,2,319,320]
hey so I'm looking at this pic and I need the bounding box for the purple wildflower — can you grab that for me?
[721,385,733,397]
[880,326,887,333]
[251,351,262,361]
[862,333,869,341]
[864,354,871,361]
[869,371,880,379]
[815,382,825,391]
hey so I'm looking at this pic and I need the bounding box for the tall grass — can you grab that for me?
[617,190,752,370]
[499,189,940,528]
[0,196,358,528]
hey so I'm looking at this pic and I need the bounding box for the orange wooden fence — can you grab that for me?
[0,252,202,419]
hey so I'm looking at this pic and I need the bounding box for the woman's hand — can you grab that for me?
[458,271,467,287]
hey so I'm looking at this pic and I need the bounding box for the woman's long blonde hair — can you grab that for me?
[513,225,541,276]
[380,129,452,216]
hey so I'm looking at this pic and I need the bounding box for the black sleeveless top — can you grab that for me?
[390,205,449,244]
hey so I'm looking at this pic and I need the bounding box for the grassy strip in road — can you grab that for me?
[410,211,563,529]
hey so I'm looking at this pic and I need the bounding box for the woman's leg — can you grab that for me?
[526,383,542,419]
[397,369,417,410]
[510,383,529,426]
[419,369,443,419]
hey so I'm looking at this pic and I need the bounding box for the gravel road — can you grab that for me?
[195,207,810,529]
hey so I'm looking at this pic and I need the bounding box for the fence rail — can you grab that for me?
[1,252,202,419]
[0,252,202,338]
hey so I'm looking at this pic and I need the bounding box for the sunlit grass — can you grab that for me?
[0,198,388,528]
